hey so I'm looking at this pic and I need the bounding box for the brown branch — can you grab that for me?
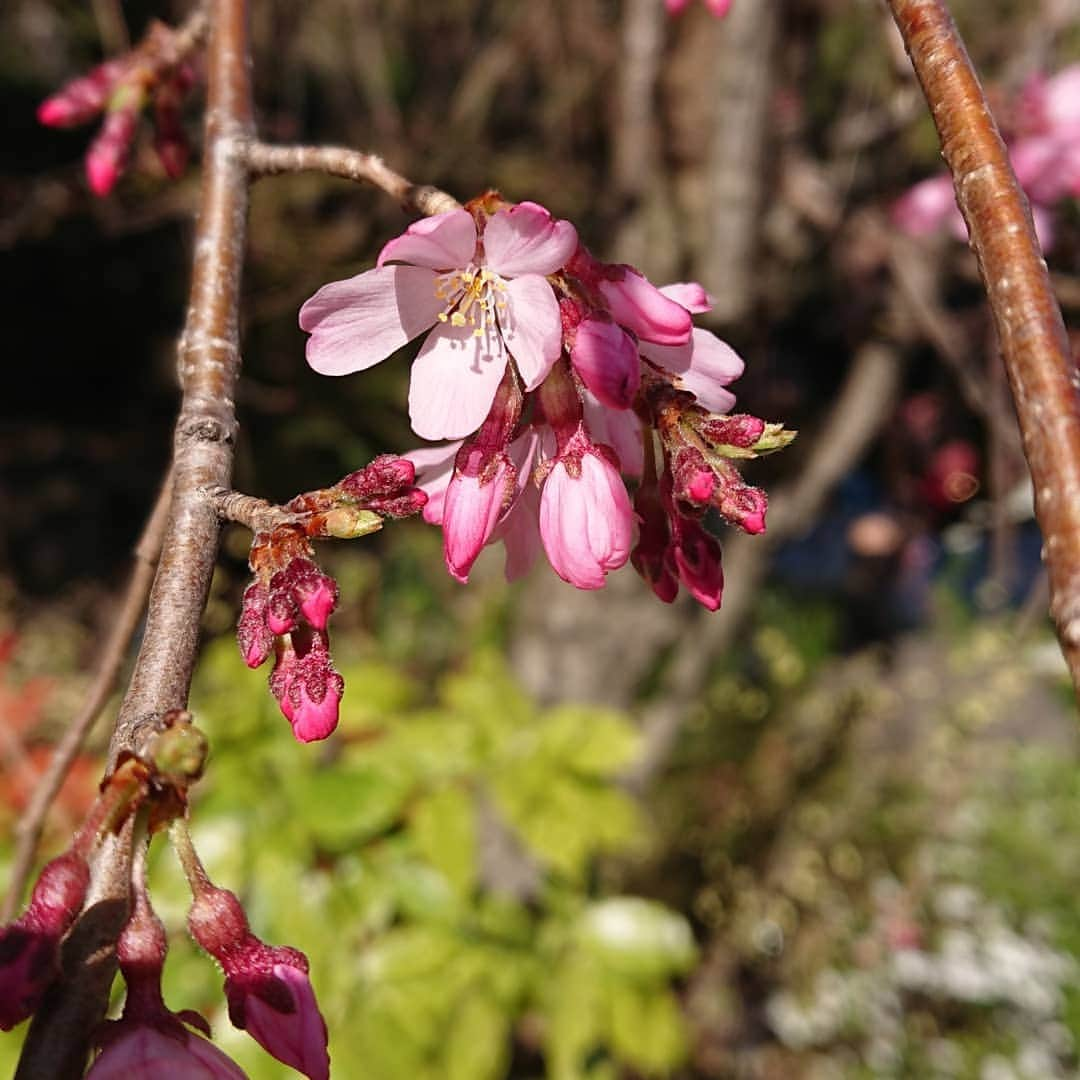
[885,0,1080,700]
[204,486,302,534]
[243,142,460,215]
[1,473,172,925]
[16,0,254,1072]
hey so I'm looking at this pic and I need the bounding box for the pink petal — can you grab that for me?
[598,269,692,346]
[703,0,732,15]
[570,318,641,409]
[641,328,743,413]
[408,322,508,440]
[405,443,461,525]
[498,274,564,390]
[300,265,444,376]
[1010,135,1072,204]
[659,282,714,314]
[582,391,644,476]
[377,210,478,270]
[1031,205,1057,253]
[496,480,543,581]
[665,0,692,12]
[243,965,330,1080]
[483,202,578,278]
[289,682,341,743]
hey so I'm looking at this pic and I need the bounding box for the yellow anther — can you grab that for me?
[450,312,467,327]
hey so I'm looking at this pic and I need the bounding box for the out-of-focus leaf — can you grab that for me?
[286,764,410,849]
[445,989,510,1080]
[410,784,477,897]
[606,982,688,1074]
[536,705,641,777]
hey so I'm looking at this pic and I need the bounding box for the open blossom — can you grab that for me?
[300,200,577,440]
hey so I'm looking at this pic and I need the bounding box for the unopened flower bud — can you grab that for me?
[85,103,140,196]
[713,462,768,534]
[700,413,767,450]
[237,583,274,668]
[321,506,384,539]
[269,630,344,743]
[0,850,90,1030]
[37,60,127,128]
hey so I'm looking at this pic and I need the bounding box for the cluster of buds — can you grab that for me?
[86,820,330,1079]
[37,18,204,196]
[236,456,427,743]
[301,192,794,609]
[634,387,794,608]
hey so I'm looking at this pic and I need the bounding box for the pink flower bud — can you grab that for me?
[287,559,339,631]
[37,60,127,128]
[671,446,717,505]
[188,886,330,1080]
[85,104,140,197]
[266,570,299,636]
[539,444,633,589]
[86,1026,249,1079]
[0,850,89,1030]
[701,413,767,449]
[339,454,416,500]
[570,317,641,410]
[672,518,724,610]
[237,583,274,669]
[269,631,344,743]
[597,266,692,347]
[631,486,679,604]
[443,453,514,583]
[713,464,768,534]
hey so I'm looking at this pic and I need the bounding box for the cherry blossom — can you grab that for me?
[300,199,577,440]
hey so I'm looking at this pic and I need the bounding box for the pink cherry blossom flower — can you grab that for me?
[538,435,634,589]
[570,316,641,409]
[300,201,577,440]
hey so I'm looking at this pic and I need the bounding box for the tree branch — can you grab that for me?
[16,0,254,1072]
[243,142,460,215]
[885,0,1080,700]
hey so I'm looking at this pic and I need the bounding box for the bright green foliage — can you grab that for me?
[148,639,695,1078]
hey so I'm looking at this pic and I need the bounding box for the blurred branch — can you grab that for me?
[244,142,460,214]
[698,0,778,325]
[613,0,664,200]
[17,0,254,1072]
[886,0,1080,702]
[627,342,903,790]
[0,472,172,925]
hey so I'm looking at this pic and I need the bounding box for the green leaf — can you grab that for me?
[287,764,411,850]
[536,706,641,777]
[606,982,688,1074]
[444,989,510,1080]
[545,953,606,1080]
[410,785,477,897]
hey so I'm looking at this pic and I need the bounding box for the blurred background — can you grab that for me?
[2,0,1080,1077]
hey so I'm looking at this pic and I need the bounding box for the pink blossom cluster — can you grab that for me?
[37,37,196,195]
[894,64,1080,252]
[237,455,427,743]
[300,193,790,609]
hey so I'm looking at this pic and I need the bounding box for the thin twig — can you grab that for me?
[886,0,1080,701]
[1,472,172,924]
[17,0,254,1072]
[203,485,301,533]
[244,141,460,215]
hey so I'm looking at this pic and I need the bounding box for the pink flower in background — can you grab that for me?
[895,63,1080,253]
[300,201,576,440]
[665,0,732,17]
